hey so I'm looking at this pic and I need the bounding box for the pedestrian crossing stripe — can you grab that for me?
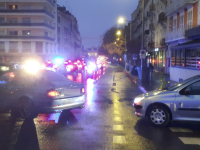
[179,137,200,145]
[169,127,193,133]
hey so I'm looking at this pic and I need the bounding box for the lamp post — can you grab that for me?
[117,17,131,70]
[141,0,145,80]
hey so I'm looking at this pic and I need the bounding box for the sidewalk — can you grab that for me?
[123,68,178,92]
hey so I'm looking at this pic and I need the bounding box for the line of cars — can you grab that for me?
[0,61,86,119]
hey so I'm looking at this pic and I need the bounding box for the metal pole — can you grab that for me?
[141,0,145,80]
[125,34,127,70]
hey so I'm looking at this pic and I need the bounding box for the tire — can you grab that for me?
[18,98,37,119]
[148,105,170,127]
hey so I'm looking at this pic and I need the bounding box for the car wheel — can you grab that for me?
[18,98,35,119]
[148,106,170,127]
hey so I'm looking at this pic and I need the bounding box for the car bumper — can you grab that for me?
[133,103,145,118]
[38,95,85,113]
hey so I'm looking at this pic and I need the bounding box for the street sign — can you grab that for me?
[124,54,127,61]
[133,54,137,60]
[140,50,146,59]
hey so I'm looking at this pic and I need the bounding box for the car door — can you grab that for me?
[0,72,15,107]
[175,80,200,121]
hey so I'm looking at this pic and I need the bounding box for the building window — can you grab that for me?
[21,5,31,10]
[22,30,31,36]
[36,42,43,53]
[8,18,18,23]
[22,18,31,23]
[58,16,60,23]
[187,11,193,29]
[58,27,60,35]
[0,30,5,35]
[0,5,5,9]
[173,19,177,31]
[22,42,31,53]
[0,42,5,53]
[57,37,60,43]
[9,42,18,53]
[180,15,184,28]
[0,17,5,23]
[44,31,48,37]
[9,5,18,10]
[9,31,18,36]
[180,49,185,67]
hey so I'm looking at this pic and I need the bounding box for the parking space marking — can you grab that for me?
[113,125,124,131]
[113,136,126,144]
[179,137,200,145]
[113,116,122,122]
[170,127,193,132]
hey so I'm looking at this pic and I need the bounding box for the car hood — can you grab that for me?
[138,90,170,98]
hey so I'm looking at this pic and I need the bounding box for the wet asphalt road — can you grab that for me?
[0,65,200,150]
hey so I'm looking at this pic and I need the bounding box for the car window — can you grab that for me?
[42,70,71,82]
[167,76,200,91]
[186,81,200,95]
[0,72,15,86]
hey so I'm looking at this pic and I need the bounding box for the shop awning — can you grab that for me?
[172,39,200,49]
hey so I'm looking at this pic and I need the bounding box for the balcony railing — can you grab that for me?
[0,9,54,19]
[0,36,54,41]
[166,27,186,42]
[47,0,55,7]
[166,0,198,15]
[158,12,167,23]
[160,38,166,46]
[149,4,155,11]
[0,23,55,30]
[148,42,155,48]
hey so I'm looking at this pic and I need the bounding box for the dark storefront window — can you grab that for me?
[172,48,200,69]
[180,49,185,67]
[171,50,175,66]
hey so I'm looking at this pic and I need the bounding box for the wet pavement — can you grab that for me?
[0,65,200,150]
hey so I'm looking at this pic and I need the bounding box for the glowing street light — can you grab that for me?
[117,38,120,41]
[118,17,125,24]
[114,42,116,44]
[116,30,121,35]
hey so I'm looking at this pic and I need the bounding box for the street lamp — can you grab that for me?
[116,30,121,35]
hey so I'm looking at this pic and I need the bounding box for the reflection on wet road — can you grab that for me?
[0,65,200,150]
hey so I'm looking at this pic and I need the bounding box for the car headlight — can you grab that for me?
[134,97,145,104]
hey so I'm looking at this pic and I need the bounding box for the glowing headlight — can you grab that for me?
[24,60,40,74]
[134,97,145,104]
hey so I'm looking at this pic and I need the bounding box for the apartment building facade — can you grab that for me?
[57,5,82,60]
[166,0,200,82]
[0,0,58,63]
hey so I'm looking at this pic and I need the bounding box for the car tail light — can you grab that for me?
[81,88,85,93]
[47,90,59,97]
[9,72,15,78]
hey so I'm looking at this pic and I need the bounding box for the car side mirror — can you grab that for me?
[184,88,190,95]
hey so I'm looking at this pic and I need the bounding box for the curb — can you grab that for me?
[123,69,147,93]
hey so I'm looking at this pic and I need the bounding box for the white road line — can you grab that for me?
[113,116,122,122]
[179,137,200,145]
[113,136,126,144]
[169,127,193,132]
[113,125,124,131]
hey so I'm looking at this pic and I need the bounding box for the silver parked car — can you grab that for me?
[133,75,200,127]
[0,70,85,119]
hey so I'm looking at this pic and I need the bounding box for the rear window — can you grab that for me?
[40,70,71,83]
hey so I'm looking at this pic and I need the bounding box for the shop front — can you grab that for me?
[170,41,200,82]
[152,48,166,73]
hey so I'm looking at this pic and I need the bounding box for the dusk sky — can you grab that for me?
[58,0,139,49]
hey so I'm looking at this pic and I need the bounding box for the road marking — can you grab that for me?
[113,116,122,122]
[179,137,200,145]
[113,136,126,144]
[169,127,193,132]
[113,125,124,131]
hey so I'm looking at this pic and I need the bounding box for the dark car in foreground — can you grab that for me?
[0,70,85,119]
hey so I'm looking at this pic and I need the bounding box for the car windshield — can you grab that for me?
[166,76,200,91]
